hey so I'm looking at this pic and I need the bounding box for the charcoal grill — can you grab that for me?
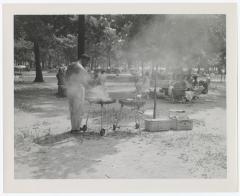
[113,98,146,130]
[83,98,116,136]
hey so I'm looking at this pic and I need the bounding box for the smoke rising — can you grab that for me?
[66,62,110,102]
[127,15,226,70]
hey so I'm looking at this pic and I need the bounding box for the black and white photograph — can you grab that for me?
[13,13,228,180]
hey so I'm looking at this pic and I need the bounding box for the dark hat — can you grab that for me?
[80,53,90,60]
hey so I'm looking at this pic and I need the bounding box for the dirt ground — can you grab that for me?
[14,72,226,179]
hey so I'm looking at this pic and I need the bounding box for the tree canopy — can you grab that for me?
[14,14,226,81]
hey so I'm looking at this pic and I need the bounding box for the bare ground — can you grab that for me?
[14,75,226,179]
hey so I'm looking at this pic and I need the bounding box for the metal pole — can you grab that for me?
[101,104,103,130]
[153,65,157,119]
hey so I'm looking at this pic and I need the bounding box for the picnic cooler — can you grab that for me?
[168,110,193,130]
[175,116,193,130]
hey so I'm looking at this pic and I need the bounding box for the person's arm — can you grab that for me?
[77,68,96,88]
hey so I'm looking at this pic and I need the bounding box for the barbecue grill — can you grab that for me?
[84,98,116,136]
[113,98,146,130]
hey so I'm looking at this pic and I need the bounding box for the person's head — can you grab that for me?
[79,53,90,68]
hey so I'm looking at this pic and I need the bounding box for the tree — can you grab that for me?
[14,38,33,66]
[14,14,225,79]
[14,15,55,82]
[54,34,78,65]
[85,15,106,69]
[14,15,80,81]
[125,15,226,73]
[85,15,124,69]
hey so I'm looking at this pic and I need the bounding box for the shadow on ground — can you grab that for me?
[15,130,138,179]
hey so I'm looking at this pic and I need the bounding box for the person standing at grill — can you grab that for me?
[65,54,91,133]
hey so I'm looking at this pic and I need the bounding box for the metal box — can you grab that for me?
[176,119,193,130]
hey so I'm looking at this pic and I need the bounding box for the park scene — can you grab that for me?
[14,15,226,179]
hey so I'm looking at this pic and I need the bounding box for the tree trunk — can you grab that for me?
[42,61,45,70]
[48,57,52,69]
[34,41,44,82]
[78,15,85,59]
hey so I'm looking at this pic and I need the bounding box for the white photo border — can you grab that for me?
[3,3,238,193]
